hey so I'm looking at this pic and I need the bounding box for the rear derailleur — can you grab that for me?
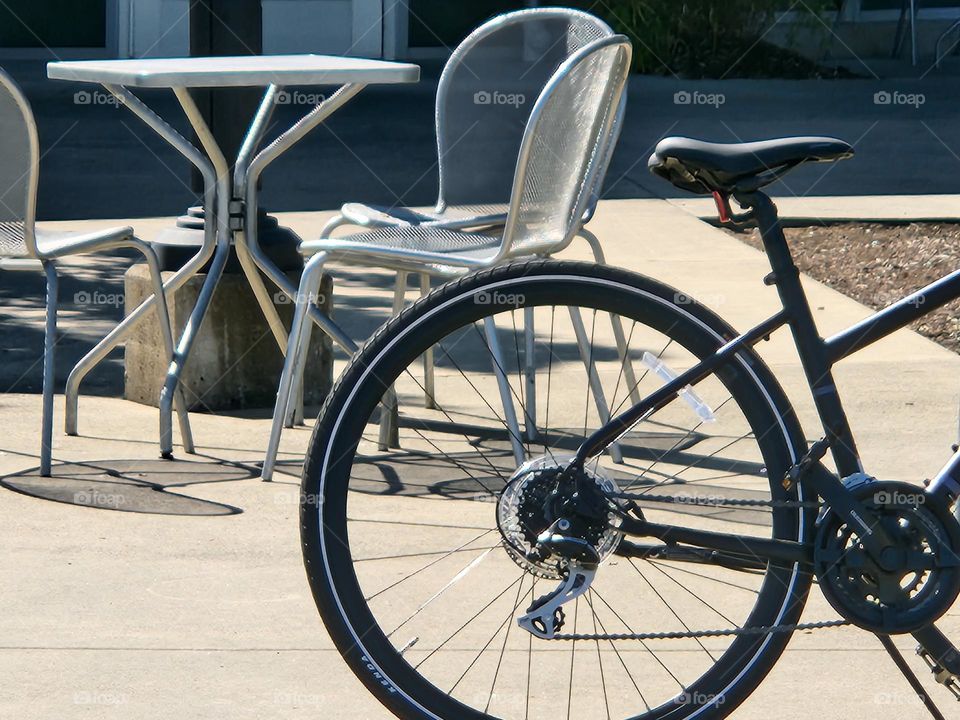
[517,523,600,639]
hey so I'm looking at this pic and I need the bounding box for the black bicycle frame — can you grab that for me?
[575,189,960,564]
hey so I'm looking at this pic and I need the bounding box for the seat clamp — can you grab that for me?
[712,191,732,223]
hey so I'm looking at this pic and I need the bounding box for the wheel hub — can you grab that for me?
[496,455,623,579]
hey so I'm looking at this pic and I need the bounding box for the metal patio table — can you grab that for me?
[47,54,420,457]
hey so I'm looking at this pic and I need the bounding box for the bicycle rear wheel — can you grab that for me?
[301,260,815,719]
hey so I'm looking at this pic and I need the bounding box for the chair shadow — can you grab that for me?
[0,457,253,516]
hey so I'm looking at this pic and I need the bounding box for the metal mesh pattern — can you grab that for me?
[0,73,35,258]
[507,41,630,255]
[338,225,501,255]
[0,220,27,257]
[341,202,509,226]
[437,10,612,209]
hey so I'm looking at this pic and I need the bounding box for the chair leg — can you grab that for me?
[284,305,314,429]
[40,262,59,477]
[287,341,308,427]
[580,228,641,405]
[483,316,525,466]
[523,305,537,442]
[262,252,328,481]
[419,273,437,409]
[568,306,624,464]
[378,271,407,450]
[140,248,196,454]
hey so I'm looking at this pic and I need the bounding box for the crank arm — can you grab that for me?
[800,461,898,560]
[618,516,812,566]
[615,540,770,572]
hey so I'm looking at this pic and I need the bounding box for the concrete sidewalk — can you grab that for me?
[2,197,959,719]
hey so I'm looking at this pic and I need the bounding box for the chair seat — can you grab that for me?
[340,202,510,228]
[0,222,137,260]
[649,136,853,194]
[36,224,134,258]
[302,225,503,271]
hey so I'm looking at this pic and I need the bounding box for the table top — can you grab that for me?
[47,54,420,88]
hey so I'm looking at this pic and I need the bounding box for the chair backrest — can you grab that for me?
[435,8,617,213]
[0,68,38,259]
[497,36,632,260]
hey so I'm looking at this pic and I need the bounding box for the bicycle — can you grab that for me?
[296,134,960,719]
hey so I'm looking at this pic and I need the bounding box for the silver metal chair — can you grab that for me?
[0,68,189,476]
[261,34,634,480]
[315,10,625,398]
[321,7,620,238]
[279,9,631,428]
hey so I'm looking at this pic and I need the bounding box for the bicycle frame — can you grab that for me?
[574,189,960,565]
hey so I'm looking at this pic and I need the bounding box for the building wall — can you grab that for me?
[122,0,380,58]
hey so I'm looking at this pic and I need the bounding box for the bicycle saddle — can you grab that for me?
[648,136,853,195]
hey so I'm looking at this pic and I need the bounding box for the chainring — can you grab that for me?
[814,480,960,634]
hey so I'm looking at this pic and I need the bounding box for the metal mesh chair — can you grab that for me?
[321,7,621,239]
[261,35,633,480]
[0,68,188,476]
[276,9,626,431]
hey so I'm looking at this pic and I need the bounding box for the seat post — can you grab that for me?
[739,190,863,477]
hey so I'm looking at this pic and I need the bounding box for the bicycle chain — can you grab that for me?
[611,490,820,510]
[550,618,850,642]
[545,490,839,642]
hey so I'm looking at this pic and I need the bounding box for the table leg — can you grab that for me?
[232,85,290,352]
[64,83,222,455]
[237,84,367,355]
[158,87,234,457]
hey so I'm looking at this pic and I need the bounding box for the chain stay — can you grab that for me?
[551,618,849,642]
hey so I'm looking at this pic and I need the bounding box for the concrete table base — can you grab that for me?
[123,263,333,412]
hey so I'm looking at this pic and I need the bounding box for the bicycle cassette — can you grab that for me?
[814,480,960,634]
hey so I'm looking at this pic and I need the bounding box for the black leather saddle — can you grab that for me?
[648,136,853,195]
